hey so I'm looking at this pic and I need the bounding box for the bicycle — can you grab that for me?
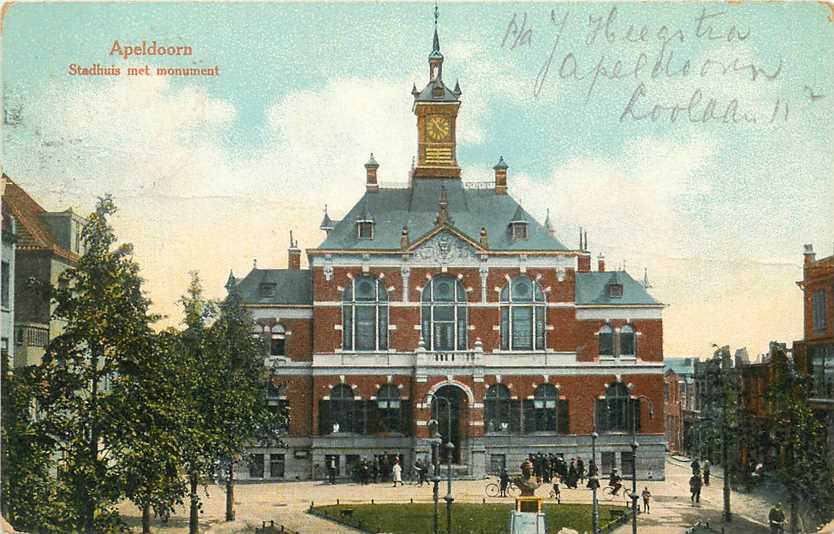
[601,484,632,502]
[485,477,519,498]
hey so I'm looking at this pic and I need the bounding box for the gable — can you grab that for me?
[410,230,479,265]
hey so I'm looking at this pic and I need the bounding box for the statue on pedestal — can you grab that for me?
[514,458,541,497]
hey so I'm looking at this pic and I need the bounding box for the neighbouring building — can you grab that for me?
[1,177,85,368]
[795,243,834,461]
[665,357,696,455]
[663,369,683,453]
[227,15,667,482]
[1,177,16,360]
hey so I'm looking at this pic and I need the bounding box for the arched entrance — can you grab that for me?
[430,385,468,464]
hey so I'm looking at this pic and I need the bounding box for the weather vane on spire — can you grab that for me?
[434,1,439,26]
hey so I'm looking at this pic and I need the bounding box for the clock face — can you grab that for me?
[427,116,450,141]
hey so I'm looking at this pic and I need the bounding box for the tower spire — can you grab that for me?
[433,2,440,53]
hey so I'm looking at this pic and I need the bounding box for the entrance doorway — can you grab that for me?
[431,385,466,464]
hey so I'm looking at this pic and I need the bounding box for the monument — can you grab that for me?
[509,459,546,534]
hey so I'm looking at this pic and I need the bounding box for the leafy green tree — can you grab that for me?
[116,330,188,534]
[1,352,69,532]
[173,273,285,533]
[768,348,834,532]
[27,196,162,533]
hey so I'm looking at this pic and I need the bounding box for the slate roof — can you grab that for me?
[1,176,80,263]
[234,268,312,306]
[575,270,660,305]
[665,357,698,378]
[317,179,567,252]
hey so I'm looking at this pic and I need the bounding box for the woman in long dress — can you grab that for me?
[392,459,403,487]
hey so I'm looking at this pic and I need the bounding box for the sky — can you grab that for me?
[2,1,833,358]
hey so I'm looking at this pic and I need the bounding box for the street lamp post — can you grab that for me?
[591,430,600,534]
[430,394,454,534]
[630,395,655,534]
[428,420,442,534]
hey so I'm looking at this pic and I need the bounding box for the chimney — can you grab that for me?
[804,243,816,266]
[365,153,379,192]
[578,254,591,273]
[494,156,508,195]
[288,231,301,271]
[597,253,605,272]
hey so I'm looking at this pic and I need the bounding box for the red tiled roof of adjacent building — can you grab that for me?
[1,175,80,263]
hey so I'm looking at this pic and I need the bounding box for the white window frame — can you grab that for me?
[342,276,388,352]
[499,275,547,351]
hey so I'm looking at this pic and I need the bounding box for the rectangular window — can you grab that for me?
[1,338,8,355]
[355,305,376,350]
[357,222,373,239]
[259,284,276,298]
[270,337,286,356]
[269,454,285,478]
[489,454,506,474]
[511,307,533,350]
[1,261,9,308]
[249,454,265,478]
[621,451,634,478]
[500,307,509,351]
[813,290,827,331]
[664,383,670,402]
[535,306,545,350]
[601,452,615,474]
[342,306,353,350]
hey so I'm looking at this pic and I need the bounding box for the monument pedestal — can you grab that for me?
[509,496,546,534]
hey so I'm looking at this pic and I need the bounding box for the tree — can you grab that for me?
[27,196,162,533]
[767,348,834,532]
[117,330,188,534]
[172,273,285,533]
[1,352,68,531]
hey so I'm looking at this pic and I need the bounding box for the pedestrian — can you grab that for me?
[691,458,701,476]
[587,460,600,490]
[568,459,578,489]
[415,458,427,487]
[641,487,651,513]
[380,454,390,483]
[552,473,561,504]
[689,473,702,503]
[500,467,510,497]
[392,458,403,487]
[769,502,786,534]
[703,460,711,486]
[328,457,337,485]
[372,457,379,483]
[577,457,585,484]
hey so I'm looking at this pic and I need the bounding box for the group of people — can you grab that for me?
[525,452,587,488]
[341,454,407,486]
[688,458,711,503]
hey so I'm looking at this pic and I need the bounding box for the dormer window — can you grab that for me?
[607,283,623,298]
[259,283,276,298]
[511,222,528,241]
[509,205,529,241]
[357,221,374,240]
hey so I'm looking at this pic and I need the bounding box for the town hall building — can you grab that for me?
[228,17,667,483]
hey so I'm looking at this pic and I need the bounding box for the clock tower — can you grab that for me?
[411,6,461,179]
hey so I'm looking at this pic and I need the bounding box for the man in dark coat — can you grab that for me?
[689,473,702,503]
[577,457,586,484]
[568,459,578,489]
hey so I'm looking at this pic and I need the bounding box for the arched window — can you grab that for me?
[330,384,355,433]
[533,384,558,432]
[596,383,638,432]
[620,324,635,357]
[376,384,401,433]
[598,324,614,357]
[485,384,512,433]
[500,276,546,351]
[270,324,286,357]
[421,276,468,351]
[342,276,388,351]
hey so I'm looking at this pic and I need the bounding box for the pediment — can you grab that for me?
[410,229,479,265]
